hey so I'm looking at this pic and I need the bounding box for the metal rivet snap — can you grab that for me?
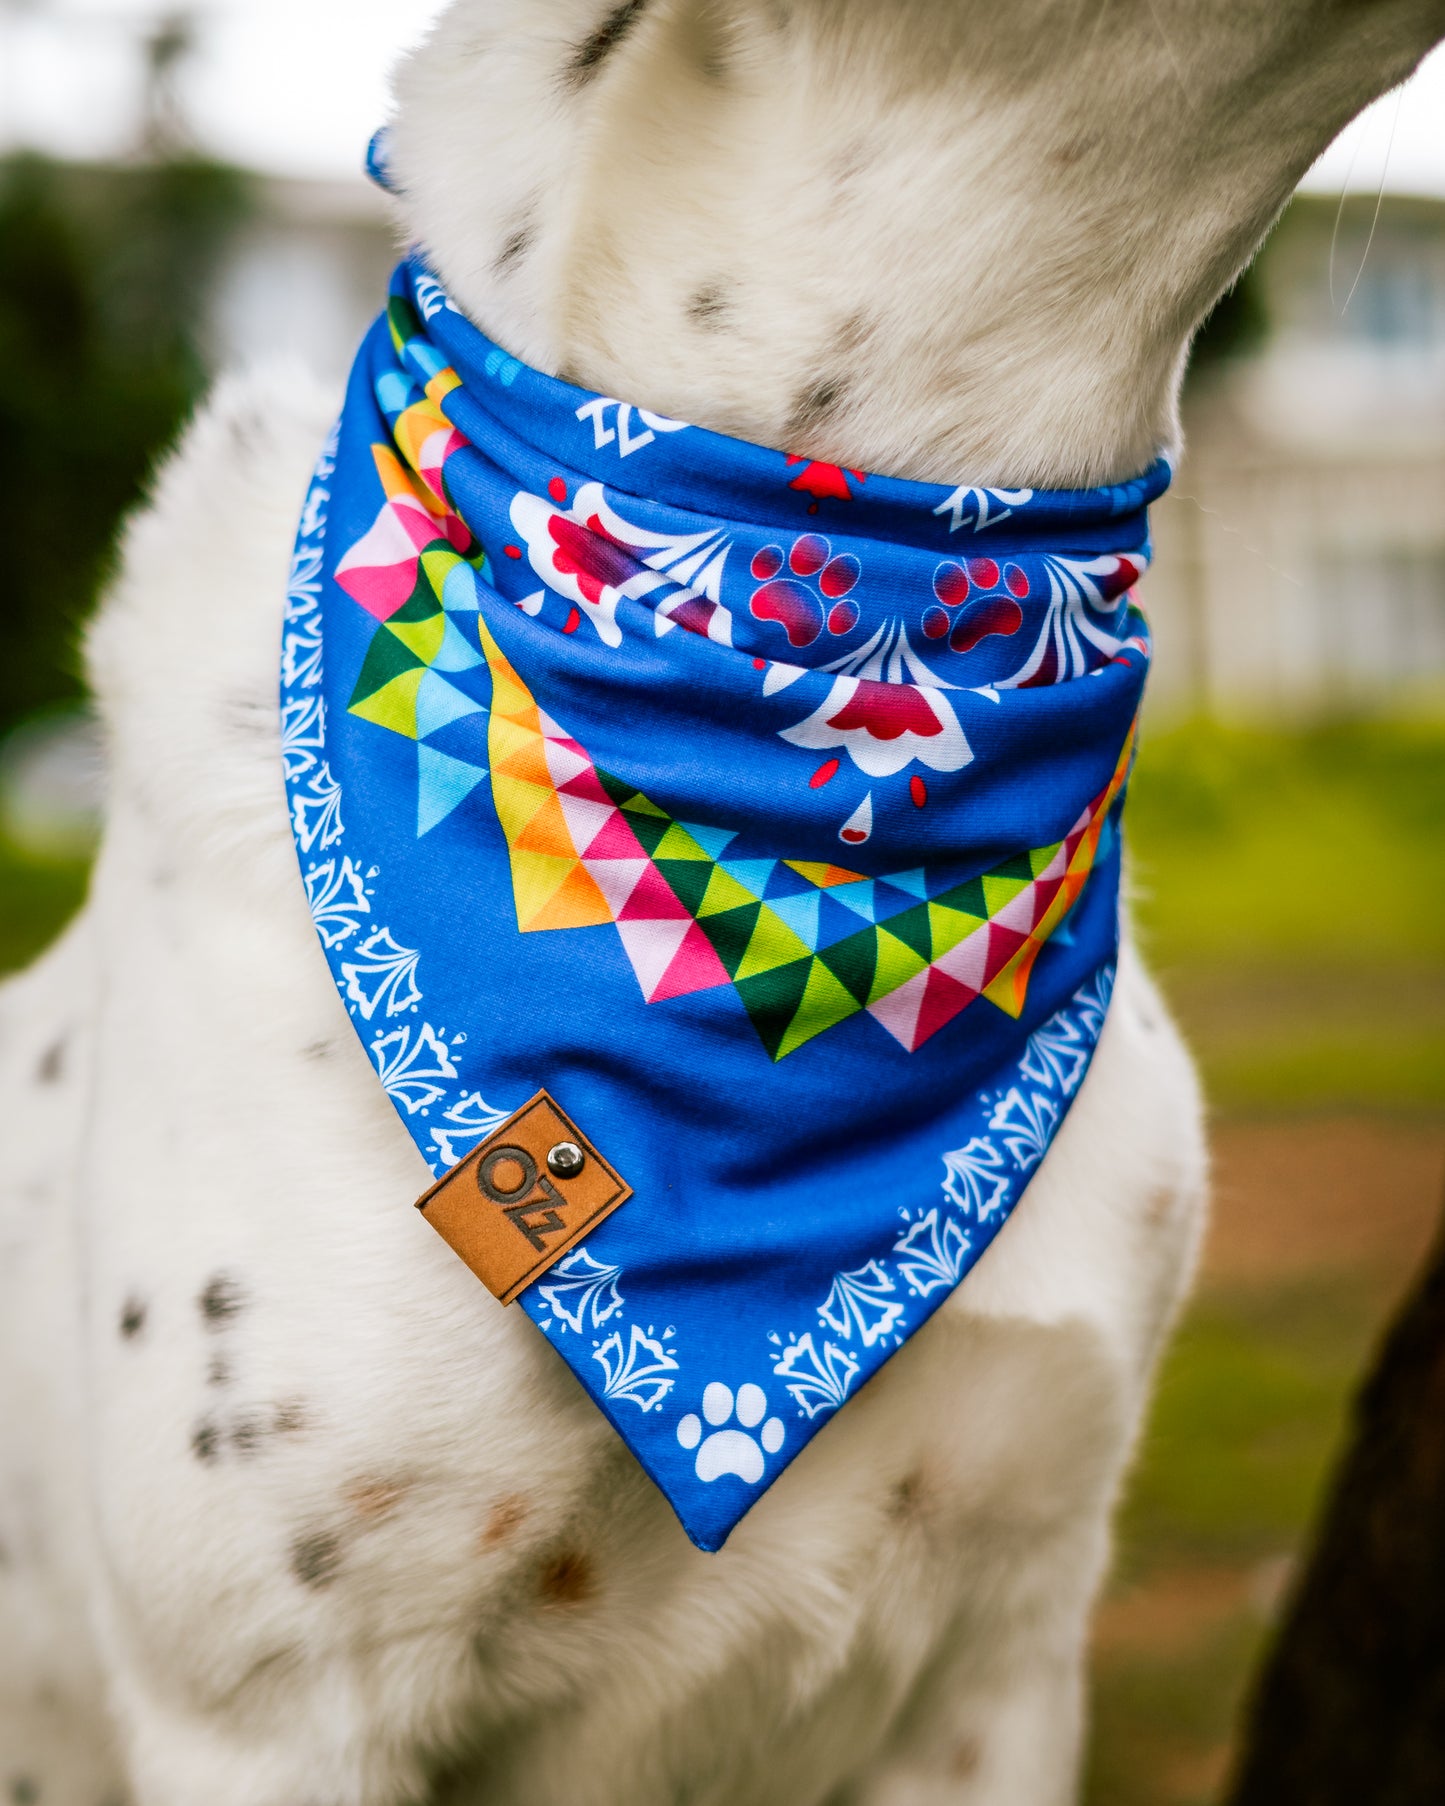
[547,1141,586,1181]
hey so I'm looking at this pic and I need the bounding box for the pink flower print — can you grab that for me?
[336,442,473,623]
[780,674,973,779]
[921,559,1028,655]
[749,534,861,649]
[546,512,640,608]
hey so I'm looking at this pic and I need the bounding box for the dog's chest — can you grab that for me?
[76,866,1121,1757]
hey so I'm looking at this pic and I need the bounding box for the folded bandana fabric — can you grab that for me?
[282,258,1168,1551]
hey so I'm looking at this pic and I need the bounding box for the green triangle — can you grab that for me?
[597,768,636,807]
[867,929,928,1004]
[696,902,763,978]
[349,667,423,738]
[697,866,757,918]
[927,901,986,959]
[421,545,464,598]
[389,581,443,625]
[350,622,425,707]
[655,857,714,917]
[777,960,863,1060]
[934,875,988,920]
[622,792,669,819]
[993,851,1037,884]
[619,807,671,858]
[816,926,879,1005]
[653,822,711,861]
[388,612,447,666]
[735,958,814,1061]
[879,901,933,962]
[735,906,814,981]
[1030,841,1063,879]
[982,873,1029,915]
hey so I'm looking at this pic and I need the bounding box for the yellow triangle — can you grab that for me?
[511,852,590,930]
[735,908,813,981]
[777,961,860,1060]
[697,866,757,918]
[387,613,445,666]
[653,823,711,861]
[867,930,927,1005]
[983,938,1043,1019]
[982,874,1028,915]
[524,860,613,931]
[514,791,581,860]
[493,734,554,791]
[489,774,555,848]
[783,860,868,889]
[421,546,463,596]
[927,902,985,959]
[349,668,423,738]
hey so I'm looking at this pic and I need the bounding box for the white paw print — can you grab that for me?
[676,1382,785,1484]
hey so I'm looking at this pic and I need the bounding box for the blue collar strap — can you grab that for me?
[282,259,1166,1550]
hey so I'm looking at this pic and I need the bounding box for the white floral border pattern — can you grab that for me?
[762,964,1116,1439]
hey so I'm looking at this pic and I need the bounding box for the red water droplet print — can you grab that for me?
[504,545,522,560]
[910,775,928,808]
[563,607,582,634]
[810,759,841,789]
[548,477,568,505]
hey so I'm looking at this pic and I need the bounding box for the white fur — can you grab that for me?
[2,3,1441,1801]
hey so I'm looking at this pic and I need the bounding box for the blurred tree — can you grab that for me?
[1227,1205,1445,1805]
[0,5,251,735]
[141,10,198,161]
[0,150,250,733]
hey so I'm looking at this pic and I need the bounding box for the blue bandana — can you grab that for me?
[282,258,1166,1551]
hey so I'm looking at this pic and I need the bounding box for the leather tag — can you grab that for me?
[415,1091,632,1306]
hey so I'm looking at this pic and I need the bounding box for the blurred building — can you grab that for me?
[204,185,1445,715]
[208,174,399,381]
[1147,195,1445,715]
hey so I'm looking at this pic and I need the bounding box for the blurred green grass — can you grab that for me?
[1087,713,1445,1805]
[0,838,90,976]
[1129,713,1445,1112]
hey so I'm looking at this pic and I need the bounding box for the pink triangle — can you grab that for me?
[617,861,691,922]
[558,764,614,806]
[985,922,1029,979]
[913,967,978,1049]
[614,918,692,1001]
[868,967,930,1050]
[587,857,649,916]
[543,736,593,790]
[581,810,650,860]
[994,885,1040,934]
[650,920,733,1001]
[934,923,991,990]
[555,792,615,857]
[1031,876,1064,918]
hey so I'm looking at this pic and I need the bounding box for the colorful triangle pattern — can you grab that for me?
[341,385,492,837]
[481,619,1136,1061]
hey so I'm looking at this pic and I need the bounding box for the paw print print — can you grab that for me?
[677,1381,785,1484]
[749,534,861,649]
[921,557,1029,654]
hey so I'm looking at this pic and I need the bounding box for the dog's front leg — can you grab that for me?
[833,1595,1098,1806]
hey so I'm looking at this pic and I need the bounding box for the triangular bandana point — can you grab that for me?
[283,256,1159,1552]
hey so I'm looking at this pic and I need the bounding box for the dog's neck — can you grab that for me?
[390,0,1441,489]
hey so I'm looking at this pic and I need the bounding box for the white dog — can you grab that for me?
[3,4,1442,1803]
